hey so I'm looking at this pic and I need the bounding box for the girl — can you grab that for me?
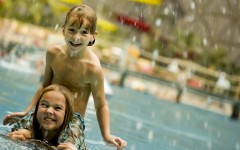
[8,84,85,150]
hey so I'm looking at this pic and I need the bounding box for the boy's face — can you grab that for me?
[63,18,96,52]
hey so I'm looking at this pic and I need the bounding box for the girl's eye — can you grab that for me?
[40,103,48,108]
[55,107,62,111]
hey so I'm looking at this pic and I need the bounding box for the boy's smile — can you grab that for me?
[69,41,83,47]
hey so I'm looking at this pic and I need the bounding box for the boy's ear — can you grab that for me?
[62,25,65,34]
[88,31,97,46]
[88,39,95,46]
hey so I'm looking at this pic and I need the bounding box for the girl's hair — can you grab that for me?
[32,84,75,145]
[63,4,97,34]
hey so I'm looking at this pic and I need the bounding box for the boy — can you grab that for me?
[3,4,127,150]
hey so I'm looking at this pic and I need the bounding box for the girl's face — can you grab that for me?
[36,91,66,132]
[63,19,95,53]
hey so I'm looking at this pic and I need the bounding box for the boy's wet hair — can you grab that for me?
[63,4,97,34]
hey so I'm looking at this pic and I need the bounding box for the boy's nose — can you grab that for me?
[73,33,81,42]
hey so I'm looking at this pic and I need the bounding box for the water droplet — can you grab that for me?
[164,8,169,15]
[94,80,98,86]
[204,121,208,129]
[54,24,59,31]
[236,142,240,150]
[217,131,221,138]
[155,18,161,26]
[132,36,136,42]
[136,121,142,130]
[187,113,191,120]
[148,130,154,142]
[203,38,208,46]
[151,111,155,118]
[207,141,212,149]
[175,111,181,119]
[130,144,136,150]
[172,139,177,146]
[190,2,195,9]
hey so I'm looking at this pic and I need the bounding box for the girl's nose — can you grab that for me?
[46,107,54,115]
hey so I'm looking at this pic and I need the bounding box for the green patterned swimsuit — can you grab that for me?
[12,112,87,150]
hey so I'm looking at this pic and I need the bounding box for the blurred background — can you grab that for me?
[1,0,240,114]
[0,0,240,149]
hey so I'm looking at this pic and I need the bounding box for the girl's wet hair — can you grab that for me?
[63,4,97,34]
[32,84,75,145]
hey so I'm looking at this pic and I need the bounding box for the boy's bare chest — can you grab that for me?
[52,60,90,87]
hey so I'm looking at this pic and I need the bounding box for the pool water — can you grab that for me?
[0,66,240,150]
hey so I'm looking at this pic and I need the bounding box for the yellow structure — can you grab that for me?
[129,0,161,5]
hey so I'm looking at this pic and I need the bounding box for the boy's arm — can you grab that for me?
[24,85,44,113]
[91,67,127,149]
[25,49,53,112]
[3,48,54,125]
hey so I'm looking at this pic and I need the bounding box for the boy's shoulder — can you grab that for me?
[46,45,66,57]
[47,45,65,52]
[88,48,101,65]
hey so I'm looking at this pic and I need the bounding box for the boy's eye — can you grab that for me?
[68,28,75,32]
[82,30,88,34]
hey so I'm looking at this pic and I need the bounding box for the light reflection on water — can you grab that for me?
[0,67,240,150]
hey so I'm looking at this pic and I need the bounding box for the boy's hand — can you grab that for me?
[104,135,127,150]
[3,111,27,125]
[7,129,32,141]
[58,142,77,150]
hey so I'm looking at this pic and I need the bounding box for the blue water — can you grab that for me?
[0,66,240,150]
